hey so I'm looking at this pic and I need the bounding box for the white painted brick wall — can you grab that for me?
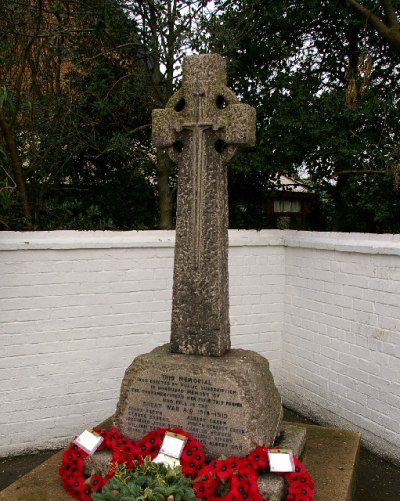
[281,231,400,464]
[1,230,399,463]
[229,231,284,370]
[0,233,176,455]
[0,230,284,456]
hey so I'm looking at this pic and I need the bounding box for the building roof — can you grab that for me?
[271,175,312,193]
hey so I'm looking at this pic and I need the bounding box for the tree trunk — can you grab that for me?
[332,174,349,231]
[156,148,173,229]
[0,110,32,228]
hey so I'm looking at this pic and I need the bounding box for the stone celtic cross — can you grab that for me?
[152,54,256,357]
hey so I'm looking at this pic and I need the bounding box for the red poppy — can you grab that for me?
[194,466,219,494]
[226,456,240,471]
[78,481,92,501]
[298,485,314,497]
[89,473,105,491]
[104,426,119,447]
[61,448,75,464]
[71,476,86,492]
[241,467,259,492]
[227,476,241,497]
[215,459,235,478]
[246,445,269,471]
[288,481,315,500]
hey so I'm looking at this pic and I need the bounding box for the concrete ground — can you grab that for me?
[1,407,399,500]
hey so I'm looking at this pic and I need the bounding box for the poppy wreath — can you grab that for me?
[59,426,206,501]
[59,427,314,501]
[193,457,262,501]
[193,448,314,501]
[242,445,315,501]
[58,427,139,501]
[135,426,206,478]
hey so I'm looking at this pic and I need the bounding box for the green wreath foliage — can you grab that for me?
[92,458,197,501]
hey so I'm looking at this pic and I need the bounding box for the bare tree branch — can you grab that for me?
[346,0,400,52]
[334,169,388,176]
[381,0,399,27]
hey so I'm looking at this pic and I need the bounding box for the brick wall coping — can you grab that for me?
[0,230,283,250]
[1,230,399,254]
[283,231,400,256]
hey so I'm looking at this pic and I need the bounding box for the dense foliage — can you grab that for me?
[1,0,399,232]
[92,459,197,501]
[207,0,400,232]
[0,0,157,230]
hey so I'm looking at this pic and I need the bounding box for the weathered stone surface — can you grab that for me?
[152,53,256,357]
[257,474,286,501]
[114,344,282,459]
[279,424,307,458]
[84,450,112,477]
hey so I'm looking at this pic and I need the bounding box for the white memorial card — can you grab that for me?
[160,432,187,458]
[153,432,187,468]
[268,449,295,473]
[73,429,104,455]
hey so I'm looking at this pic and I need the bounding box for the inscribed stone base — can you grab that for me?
[114,344,282,459]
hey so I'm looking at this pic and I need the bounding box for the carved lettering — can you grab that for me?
[125,371,246,447]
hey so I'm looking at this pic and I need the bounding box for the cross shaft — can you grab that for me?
[152,54,256,356]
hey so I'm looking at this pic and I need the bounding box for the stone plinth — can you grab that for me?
[114,344,282,458]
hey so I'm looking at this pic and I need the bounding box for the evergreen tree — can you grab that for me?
[208,0,400,232]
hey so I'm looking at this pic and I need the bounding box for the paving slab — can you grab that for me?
[0,422,360,501]
[300,424,360,501]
